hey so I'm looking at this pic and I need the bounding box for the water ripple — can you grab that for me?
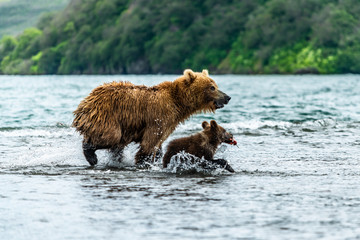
[2,75,360,240]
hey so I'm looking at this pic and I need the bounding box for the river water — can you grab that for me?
[1,74,360,240]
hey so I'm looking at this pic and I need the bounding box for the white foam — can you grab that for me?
[164,151,231,175]
[0,128,73,138]
[6,118,334,171]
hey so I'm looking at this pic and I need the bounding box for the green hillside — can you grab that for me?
[1,0,360,74]
[0,0,69,38]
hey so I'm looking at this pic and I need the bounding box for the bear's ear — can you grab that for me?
[184,69,196,83]
[210,120,218,129]
[202,121,210,129]
[202,69,209,76]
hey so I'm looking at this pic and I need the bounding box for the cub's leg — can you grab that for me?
[209,158,235,173]
[162,152,171,168]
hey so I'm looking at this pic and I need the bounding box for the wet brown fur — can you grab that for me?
[73,69,230,165]
[162,120,233,168]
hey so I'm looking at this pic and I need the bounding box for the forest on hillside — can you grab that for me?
[0,0,360,74]
[0,0,69,38]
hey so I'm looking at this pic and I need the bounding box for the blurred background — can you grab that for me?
[0,0,360,75]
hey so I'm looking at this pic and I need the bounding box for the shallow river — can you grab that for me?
[1,74,360,240]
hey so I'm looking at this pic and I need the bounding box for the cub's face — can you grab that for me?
[179,69,231,111]
[202,120,233,143]
[217,125,234,144]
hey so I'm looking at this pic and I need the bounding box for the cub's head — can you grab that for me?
[174,69,231,112]
[201,120,233,144]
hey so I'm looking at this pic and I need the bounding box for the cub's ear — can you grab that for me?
[210,120,218,129]
[184,69,196,83]
[202,121,210,129]
[202,69,209,76]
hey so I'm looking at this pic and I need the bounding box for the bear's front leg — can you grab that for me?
[154,147,163,162]
[134,146,162,166]
[135,128,165,167]
[135,146,152,167]
[209,158,235,173]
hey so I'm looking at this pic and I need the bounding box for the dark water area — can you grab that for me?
[1,75,360,240]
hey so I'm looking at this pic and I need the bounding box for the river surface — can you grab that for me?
[1,74,360,240]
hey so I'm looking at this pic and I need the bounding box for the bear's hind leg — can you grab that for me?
[82,141,98,166]
[110,147,124,163]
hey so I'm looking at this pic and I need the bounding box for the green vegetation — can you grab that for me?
[0,0,69,38]
[1,0,360,74]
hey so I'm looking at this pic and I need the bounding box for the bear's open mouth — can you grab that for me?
[224,138,237,146]
[214,101,224,109]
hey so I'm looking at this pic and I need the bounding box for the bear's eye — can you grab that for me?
[210,86,215,91]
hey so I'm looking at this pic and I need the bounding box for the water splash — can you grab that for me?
[164,151,232,175]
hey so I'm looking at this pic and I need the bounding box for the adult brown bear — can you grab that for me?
[72,69,231,166]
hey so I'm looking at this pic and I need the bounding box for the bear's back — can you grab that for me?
[73,81,176,146]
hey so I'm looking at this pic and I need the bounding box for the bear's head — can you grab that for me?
[201,120,233,144]
[174,69,231,112]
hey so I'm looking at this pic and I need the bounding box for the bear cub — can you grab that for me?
[163,120,236,173]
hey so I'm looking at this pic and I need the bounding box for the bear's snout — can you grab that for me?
[224,95,231,104]
[214,91,231,109]
[223,132,233,143]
